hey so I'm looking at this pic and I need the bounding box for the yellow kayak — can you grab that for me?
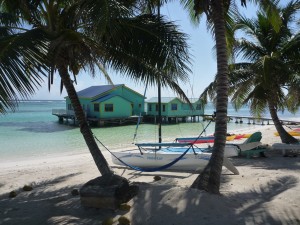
[241,133,252,138]
[226,135,236,141]
[274,131,300,136]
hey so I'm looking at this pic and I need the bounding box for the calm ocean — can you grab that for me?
[1,100,299,161]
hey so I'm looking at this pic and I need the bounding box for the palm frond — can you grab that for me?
[0,28,49,113]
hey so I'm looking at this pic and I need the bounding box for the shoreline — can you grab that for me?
[1,125,300,225]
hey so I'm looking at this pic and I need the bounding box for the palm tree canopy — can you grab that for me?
[0,0,192,112]
[0,10,49,113]
[201,0,300,117]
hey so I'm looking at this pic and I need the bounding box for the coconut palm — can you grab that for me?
[163,0,247,194]
[175,0,280,194]
[0,12,49,113]
[0,0,191,176]
[202,0,300,144]
[137,0,238,194]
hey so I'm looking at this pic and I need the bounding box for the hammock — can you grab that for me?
[132,82,148,143]
[93,133,194,172]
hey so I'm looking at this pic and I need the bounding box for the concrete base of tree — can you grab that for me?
[79,174,139,210]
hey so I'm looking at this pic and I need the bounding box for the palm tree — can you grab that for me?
[0,0,191,176]
[202,0,300,144]
[186,0,231,194]
[0,13,49,113]
[176,0,279,194]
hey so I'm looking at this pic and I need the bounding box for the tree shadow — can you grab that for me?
[129,175,299,225]
[0,173,121,225]
[1,162,299,225]
[112,165,203,183]
[231,152,300,171]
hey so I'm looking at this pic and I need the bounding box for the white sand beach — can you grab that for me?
[0,125,300,225]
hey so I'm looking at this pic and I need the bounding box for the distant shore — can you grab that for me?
[0,125,299,225]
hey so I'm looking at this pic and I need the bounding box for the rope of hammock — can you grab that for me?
[93,133,194,172]
[132,81,148,143]
[175,112,215,144]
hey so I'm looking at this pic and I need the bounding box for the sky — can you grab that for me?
[30,1,257,100]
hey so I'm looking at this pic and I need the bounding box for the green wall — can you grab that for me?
[97,96,132,118]
[109,86,145,115]
[65,84,145,119]
[147,98,204,117]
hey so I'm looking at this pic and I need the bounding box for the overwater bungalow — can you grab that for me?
[145,97,204,123]
[52,84,145,126]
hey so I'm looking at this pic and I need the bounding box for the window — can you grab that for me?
[149,104,152,111]
[105,104,113,112]
[171,103,177,110]
[139,103,141,108]
[162,104,166,112]
[94,104,99,112]
[155,104,158,111]
[196,104,201,110]
[68,104,73,110]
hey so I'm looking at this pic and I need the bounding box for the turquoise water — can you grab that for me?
[0,100,299,161]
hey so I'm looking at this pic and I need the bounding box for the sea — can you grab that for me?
[1,100,300,162]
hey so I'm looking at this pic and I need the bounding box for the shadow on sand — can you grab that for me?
[1,154,299,225]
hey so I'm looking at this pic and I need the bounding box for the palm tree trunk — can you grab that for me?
[268,101,298,144]
[191,0,228,194]
[57,65,112,176]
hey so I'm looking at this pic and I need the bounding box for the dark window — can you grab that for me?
[105,104,113,112]
[196,104,201,110]
[94,104,99,112]
[148,104,152,111]
[155,104,158,111]
[171,104,177,110]
[139,103,141,108]
[162,104,166,112]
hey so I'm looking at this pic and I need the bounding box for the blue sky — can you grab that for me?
[31,1,257,100]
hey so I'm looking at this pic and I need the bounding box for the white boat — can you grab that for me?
[111,142,240,174]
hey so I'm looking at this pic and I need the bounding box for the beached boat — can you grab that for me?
[176,135,236,144]
[111,142,240,173]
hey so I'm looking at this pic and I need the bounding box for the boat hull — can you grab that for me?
[111,146,239,171]
[112,149,211,171]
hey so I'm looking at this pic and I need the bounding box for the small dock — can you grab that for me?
[52,109,76,124]
[228,115,300,125]
[143,115,201,124]
[201,114,300,125]
[52,109,141,126]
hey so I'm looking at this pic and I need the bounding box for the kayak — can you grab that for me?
[176,135,236,144]
[274,131,300,136]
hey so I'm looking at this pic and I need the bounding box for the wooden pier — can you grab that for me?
[143,115,201,124]
[53,109,300,127]
[201,114,300,125]
[229,115,300,125]
[52,109,141,127]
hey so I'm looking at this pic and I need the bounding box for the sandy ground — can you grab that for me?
[0,125,300,225]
